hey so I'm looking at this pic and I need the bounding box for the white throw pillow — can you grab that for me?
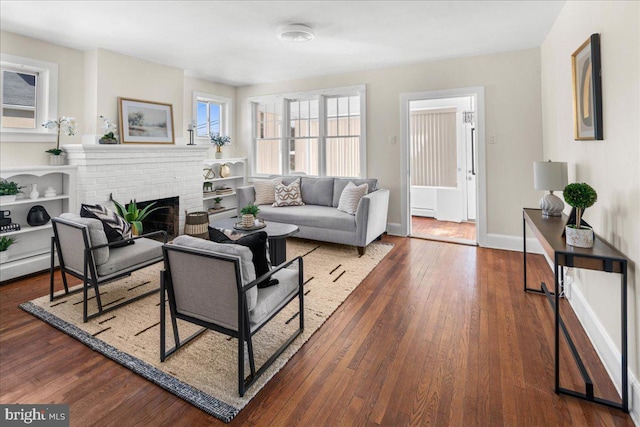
[337,182,368,215]
[254,178,282,205]
[273,178,305,207]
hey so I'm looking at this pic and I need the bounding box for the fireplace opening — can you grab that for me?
[132,196,179,241]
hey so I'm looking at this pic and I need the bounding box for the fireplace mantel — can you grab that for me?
[63,144,210,235]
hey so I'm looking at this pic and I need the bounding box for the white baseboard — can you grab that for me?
[483,233,544,254]
[386,222,404,236]
[567,283,639,424]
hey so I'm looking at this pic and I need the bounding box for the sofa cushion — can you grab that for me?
[171,235,258,311]
[300,177,334,207]
[273,178,305,207]
[333,178,378,207]
[258,205,356,232]
[253,178,282,205]
[337,182,368,215]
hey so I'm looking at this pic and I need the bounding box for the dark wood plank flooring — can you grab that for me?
[0,236,633,426]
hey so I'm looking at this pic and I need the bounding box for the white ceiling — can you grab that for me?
[0,1,565,87]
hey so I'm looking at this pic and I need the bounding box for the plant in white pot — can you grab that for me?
[0,236,16,263]
[42,116,78,165]
[563,182,597,248]
[0,180,24,203]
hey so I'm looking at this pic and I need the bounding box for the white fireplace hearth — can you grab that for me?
[63,144,210,235]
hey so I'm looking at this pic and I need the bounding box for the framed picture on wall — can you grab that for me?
[571,33,603,141]
[118,97,175,144]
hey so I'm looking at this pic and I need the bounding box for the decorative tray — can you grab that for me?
[233,219,266,231]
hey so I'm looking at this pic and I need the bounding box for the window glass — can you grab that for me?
[2,70,37,129]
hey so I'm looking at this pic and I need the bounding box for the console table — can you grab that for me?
[522,208,628,412]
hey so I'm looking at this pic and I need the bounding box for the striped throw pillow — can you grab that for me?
[337,182,368,215]
[273,178,305,207]
[254,178,282,205]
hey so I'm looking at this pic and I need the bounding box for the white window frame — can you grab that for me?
[192,91,232,143]
[0,53,58,142]
[250,84,366,178]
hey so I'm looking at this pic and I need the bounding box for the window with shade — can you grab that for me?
[1,54,58,141]
[410,108,457,188]
[252,85,365,178]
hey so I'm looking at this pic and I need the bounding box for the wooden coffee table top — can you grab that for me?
[209,217,299,239]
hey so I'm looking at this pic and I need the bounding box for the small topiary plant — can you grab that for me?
[563,183,597,229]
[0,236,16,251]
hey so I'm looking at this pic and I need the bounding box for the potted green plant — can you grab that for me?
[42,116,78,165]
[213,197,223,210]
[563,182,597,248]
[0,236,16,263]
[0,180,25,203]
[98,115,118,144]
[112,199,166,236]
[240,203,260,228]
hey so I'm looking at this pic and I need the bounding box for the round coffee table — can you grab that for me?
[209,218,299,265]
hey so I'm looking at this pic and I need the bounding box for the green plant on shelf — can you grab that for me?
[0,180,24,196]
[0,236,16,252]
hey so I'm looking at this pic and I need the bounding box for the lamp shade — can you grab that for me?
[533,161,568,191]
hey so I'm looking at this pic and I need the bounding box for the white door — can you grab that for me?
[466,125,477,220]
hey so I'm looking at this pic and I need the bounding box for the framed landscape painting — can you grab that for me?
[118,97,175,144]
[571,33,603,140]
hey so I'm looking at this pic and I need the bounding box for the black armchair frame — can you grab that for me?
[50,217,167,322]
[160,244,304,397]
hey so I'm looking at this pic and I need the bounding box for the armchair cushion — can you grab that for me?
[249,267,300,328]
[96,237,163,277]
[80,203,132,248]
[208,228,278,288]
[171,235,258,311]
[59,213,110,266]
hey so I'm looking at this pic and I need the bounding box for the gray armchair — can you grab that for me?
[160,235,304,397]
[50,213,166,322]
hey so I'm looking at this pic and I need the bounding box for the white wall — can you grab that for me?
[541,0,639,416]
[236,49,544,236]
[0,33,237,167]
[0,31,84,166]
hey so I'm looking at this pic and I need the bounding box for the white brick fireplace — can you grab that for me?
[63,144,210,235]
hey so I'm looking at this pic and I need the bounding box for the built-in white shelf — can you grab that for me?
[0,165,77,282]
[202,158,246,221]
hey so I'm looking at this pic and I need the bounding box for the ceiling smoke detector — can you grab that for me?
[278,24,315,42]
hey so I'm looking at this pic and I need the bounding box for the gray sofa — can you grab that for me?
[236,176,389,254]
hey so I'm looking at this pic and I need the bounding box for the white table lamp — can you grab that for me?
[534,160,568,217]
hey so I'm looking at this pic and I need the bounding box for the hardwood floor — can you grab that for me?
[0,236,633,426]
[411,216,476,241]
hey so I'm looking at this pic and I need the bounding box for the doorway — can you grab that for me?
[400,87,486,246]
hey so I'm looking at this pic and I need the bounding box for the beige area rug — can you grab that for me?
[20,239,392,423]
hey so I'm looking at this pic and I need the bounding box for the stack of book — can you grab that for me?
[0,223,21,233]
[215,188,233,195]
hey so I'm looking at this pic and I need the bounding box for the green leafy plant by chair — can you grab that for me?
[112,199,166,235]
